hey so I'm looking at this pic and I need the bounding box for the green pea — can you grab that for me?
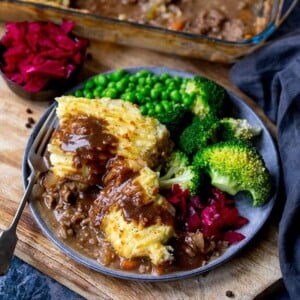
[153,82,164,91]
[122,92,136,102]
[120,93,128,101]
[123,75,130,84]
[107,81,117,89]
[141,86,151,97]
[110,69,126,81]
[161,90,169,100]
[135,70,151,78]
[94,74,108,87]
[84,79,95,90]
[167,81,177,91]
[173,76,183,86]
[103,88,118,99]
[139,105,148,115]
[154,103,163,113]
[150,89,161,100]
[74,89,83,97]
[180,87,186,95]
[145,75,154,86]
[159,73,171,82]
[148,108,155,116]
[182,94,195,107]
[161,100,171,111]
[93,87,103,98]
[149,75,160,85]
[170,90,181,102]
[165,78,174,86]
[138,77,146,86]
[129,75,139,83]
[145,102,153,109]
[125,88,133,94]
[83,89,94,99]
[127,82,136,90]
[143,96,152,104]
[135,91,146,103]
[180,79,189,89]
[116,79,128,92]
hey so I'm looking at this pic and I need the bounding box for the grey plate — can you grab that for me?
[22,67,280,281]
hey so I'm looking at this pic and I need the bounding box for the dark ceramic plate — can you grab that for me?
[22,67,280,281]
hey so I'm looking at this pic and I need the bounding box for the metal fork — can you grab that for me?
[0,107,57,275]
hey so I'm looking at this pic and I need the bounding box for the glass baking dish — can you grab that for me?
[0,0,297,63]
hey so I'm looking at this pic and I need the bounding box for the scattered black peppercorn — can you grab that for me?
[86,52,93,60]
[25,108,35,128]
[225,290,235,298]
[27,117,35,124]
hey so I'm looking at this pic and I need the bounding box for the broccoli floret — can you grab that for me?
[153,103,190,137]
[159,150,201,196]
[184,77,226,119]
[219,118,262,141]
[193,140,272,206]
[179,116,219,156]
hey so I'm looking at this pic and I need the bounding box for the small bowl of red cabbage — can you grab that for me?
[0,20,89,101]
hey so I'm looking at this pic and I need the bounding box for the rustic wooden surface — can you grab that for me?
[0,20,283,300]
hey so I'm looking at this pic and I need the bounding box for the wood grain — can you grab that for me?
[0,20,282,300]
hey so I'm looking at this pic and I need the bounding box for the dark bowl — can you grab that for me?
[0,43,82,102]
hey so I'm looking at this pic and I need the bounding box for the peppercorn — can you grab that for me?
[225,290,235,298]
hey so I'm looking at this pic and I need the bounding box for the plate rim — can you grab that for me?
[22,66,280,281]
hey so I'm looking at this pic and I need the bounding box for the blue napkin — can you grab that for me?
[230,2,300,299]
[0,256,84,300]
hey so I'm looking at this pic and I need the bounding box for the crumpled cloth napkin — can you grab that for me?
[230,3,300,299]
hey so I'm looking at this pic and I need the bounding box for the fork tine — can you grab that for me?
[27,107,57,168]
[35,114,58,157]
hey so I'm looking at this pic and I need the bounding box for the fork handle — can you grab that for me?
[10,171,36,230]
[0,171,36,275]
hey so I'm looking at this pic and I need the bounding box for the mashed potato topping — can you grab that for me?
[91,162,175,265]
[49,96,172,181]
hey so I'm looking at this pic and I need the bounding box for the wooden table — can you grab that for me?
[0,21,282,300]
